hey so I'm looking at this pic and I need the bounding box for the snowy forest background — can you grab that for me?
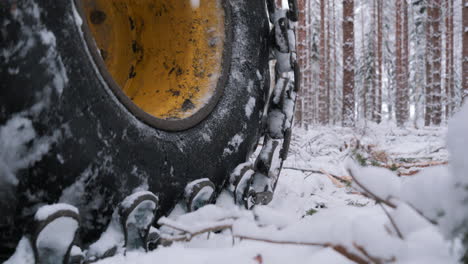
[292,0,467,128]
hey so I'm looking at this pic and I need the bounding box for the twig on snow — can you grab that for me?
[378,202,404,240]
[346,168,397,209]
[353,242,396,264]
[283,166,352,186]
[159,217,384,264]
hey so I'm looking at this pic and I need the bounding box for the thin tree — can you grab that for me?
[445,0,454,117]
[319,0,329,124]
[396,0,409,126]
[342,0,355,127]
[463,0,468,102]
[375,0,383,123]
[295,0,307,126]
[326,0,332,124]
[425,0,433,125]
[431,0,442,125]
[331,0,339,124]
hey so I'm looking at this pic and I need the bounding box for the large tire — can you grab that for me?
[0,0,270,256]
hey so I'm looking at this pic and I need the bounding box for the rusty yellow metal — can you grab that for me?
[82,0,225,119]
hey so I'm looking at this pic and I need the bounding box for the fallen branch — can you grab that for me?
[283,166,352,186]
[158,217,234,242]
[347,167,438,229]
[159,217,382,264]
[353,242,396,264]
[378,202,403,239]
[346,168,397,209]
[380,161,448,171]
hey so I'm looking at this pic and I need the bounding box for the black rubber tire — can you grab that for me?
[0,0,270,256]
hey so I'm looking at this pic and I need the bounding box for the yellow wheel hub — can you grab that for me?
[81,0,225,120]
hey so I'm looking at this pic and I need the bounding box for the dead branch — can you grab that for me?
[346,168,397,209]
[283,167,352,185]
[382,161,448,169]
[283,166,325,174]
[332,245,372,264]
[159,218,383,264]
[237,235,371,264]
[158,217,234,242]
[353,243,396,263]
[378,203,403,239]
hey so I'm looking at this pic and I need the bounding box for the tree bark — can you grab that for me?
[431,0,442,125]
[463,0,468,102]
[326,0,332,124]
[332,0,338,124]
[295,0,307,127]
[396,0,409,126]
[319,0,329,124]
[425,0,433,126]
[375,0,383,123]
[342,0,355,127]
[445,0,454,118]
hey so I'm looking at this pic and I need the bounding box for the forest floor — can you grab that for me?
[95,123,460,264]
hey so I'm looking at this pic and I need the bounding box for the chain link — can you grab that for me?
[229,0,299,209]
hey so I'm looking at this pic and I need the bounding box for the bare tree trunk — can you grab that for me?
[431,0,442,125]
[396,0,409,126]
[445,0,454,118]
[332,0,338,125]
[342,0,355,127]
[463,0,468,102]
[375,0,383,123]
[360,4,367,121]
[307,0,316,125]
[370,0,376,122]
[326,0,331,124]
[295,0,308,127]
[425,0,433,126]
[319,0,328,124]
[403,0,409,119]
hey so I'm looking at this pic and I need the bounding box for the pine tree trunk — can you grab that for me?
[425,0,433,126]
[332,0,338,125]
[326,0,331,124]
[375,0,383,123]
[360,5,367,121]
[463,0,468,102]
[396,0,409,126]
[370,0,377,122]
[295,0,307,127]
[319,0,328,124]
[342,0,355,127]
[431,0,443,125]
[445,0,454,118]
[403,0,409,120]
[449,0,455,113]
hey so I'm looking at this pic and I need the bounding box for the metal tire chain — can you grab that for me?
[228,0,299,209]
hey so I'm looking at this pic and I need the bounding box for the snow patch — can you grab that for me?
[4,237,35,264]
[120,191,158,210]
[0,117,54,186]
[36,217,79,259]
[35,203,79,221]
[202,133,212,142]
[245,97,256,118]
[185,178,210,196]
[223,133,244,156]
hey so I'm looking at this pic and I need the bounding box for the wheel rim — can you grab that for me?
[77,0,229,131]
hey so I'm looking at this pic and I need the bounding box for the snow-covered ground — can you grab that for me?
[94,121,463,264]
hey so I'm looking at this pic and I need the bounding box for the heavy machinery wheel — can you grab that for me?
[0,0,270,257]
